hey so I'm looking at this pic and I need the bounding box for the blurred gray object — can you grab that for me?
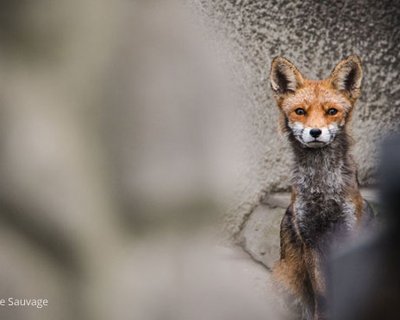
[329,133,400,320]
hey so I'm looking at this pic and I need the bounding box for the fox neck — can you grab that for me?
[289,130,360,243]
[289,130,356,197]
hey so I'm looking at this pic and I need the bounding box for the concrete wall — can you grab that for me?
[191,0,400,238]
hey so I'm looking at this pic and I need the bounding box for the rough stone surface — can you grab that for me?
[190,0,400,239]
[239,205,284,269]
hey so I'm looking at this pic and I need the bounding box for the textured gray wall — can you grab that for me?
[191,0,400,237]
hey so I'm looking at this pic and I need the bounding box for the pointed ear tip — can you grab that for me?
[347,54,362,65]
[272,55,284,60]
[271,56,284,66]
[271,56,292,65]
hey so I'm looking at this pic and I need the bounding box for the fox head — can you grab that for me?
[269,55,362,148]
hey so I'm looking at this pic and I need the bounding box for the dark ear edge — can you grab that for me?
[270,56,304,97]
[330,55,363,99]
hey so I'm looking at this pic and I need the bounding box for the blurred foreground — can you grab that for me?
[0,1,283,319]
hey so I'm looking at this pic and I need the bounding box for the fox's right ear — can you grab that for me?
[270,57,304,97]
[330,55,363,100]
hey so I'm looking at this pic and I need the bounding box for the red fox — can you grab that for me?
[269,55,374,320]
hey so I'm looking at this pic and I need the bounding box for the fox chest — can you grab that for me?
[293,196,356,247]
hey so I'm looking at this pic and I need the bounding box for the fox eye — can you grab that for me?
[327,108,338,116]
[295,108,306,116]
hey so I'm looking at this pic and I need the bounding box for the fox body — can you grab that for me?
[269,56,373,320]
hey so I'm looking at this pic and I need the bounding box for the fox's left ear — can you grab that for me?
[330,55,363,99]
[270,56,304,97]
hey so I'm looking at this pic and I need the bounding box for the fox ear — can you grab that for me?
[330,55,363,99]
[270,57,304,96]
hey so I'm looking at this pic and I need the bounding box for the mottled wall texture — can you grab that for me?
[191,0,400,237]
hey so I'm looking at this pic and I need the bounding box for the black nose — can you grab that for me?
[310,128,322,138]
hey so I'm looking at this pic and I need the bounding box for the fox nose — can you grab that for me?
[310,128,322,138]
